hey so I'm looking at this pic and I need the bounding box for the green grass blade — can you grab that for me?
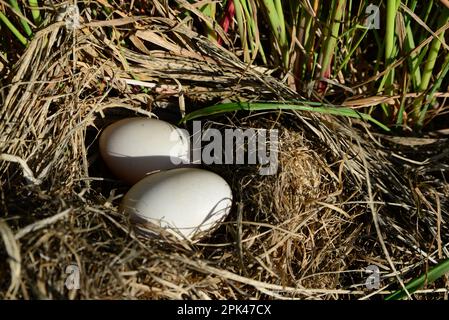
[418,53,449,126]
[385,259,449,300]
[294,4,315,82]
[413,9,449,123]
[419,12,449,92]
[234,0,250,62]
[404,0,421,89]
[28,0,42,25]
[241,0,265,62]
[9,0,32,36]
[385,0,400,67]
[405,24,421,89]
[0,10,28,46]
[199,2,217,41]
[380,0,400,117]
[335,24,370,76]
[274,0,288,67]
[260,0,288,68]
[320,0,346,79]
[180,101,390,132]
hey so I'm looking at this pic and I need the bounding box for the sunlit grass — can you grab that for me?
[1,1,448,130]
[386,258,449,300]
[181,101,391,132]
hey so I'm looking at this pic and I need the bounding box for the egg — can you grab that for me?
[99,117,190,184]
[120,168,233,241]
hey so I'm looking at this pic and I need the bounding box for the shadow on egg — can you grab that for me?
[102,153,193,185]
[121,188,233,242]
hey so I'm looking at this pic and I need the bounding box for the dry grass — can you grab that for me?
[1,4,448,299]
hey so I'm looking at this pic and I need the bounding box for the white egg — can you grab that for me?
[121,168,233,241]
[99,117,190,184]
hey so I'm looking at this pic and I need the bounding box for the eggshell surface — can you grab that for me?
[121,168,233,240]
[99,118,190,184]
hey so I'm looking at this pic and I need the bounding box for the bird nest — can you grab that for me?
[1,11,448,299]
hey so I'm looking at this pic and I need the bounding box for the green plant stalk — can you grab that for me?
[419,22,448,91]
[395,92,407,127]
[385,259,449,300]
[289,0,301,31]
[417,0,434,44]
[419,11,449,91]
[345,0,352,47]
[370,28,384,117]
[0,10,28,45]
[372,26,383,75]
[199,2,217,41]
[241,0,266,63]
[341,0,358,74]
[180,101,390,132]
[274,0,288,67]
[233,0,250,62]
[241,0,256,60]
[385,0,400,84]
[413,9,449,122]
[320,0,345,79]
[335,24,370,76]
[405,24,421,89]
[423,0,434,22]
[289,0,302,83]
[415,45,429,69]
[417,53,449,126]
[379,0,400,117]
[396,0,418,126]
[404,0,421,89]
[295,5,315,81]
[260,0,288,68]
[311,51,319,80]
[28,0,41,25]
[385,0,400,65]
[340,0,357,74]
[260,1,281,42]
[9,0,32,36]
[303,8,314,66]
[368,0,385,114]
[395,70,411,126]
